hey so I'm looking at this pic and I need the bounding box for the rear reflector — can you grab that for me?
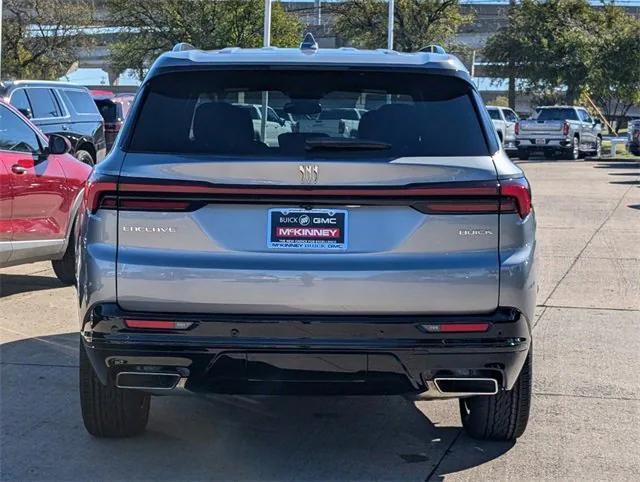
[124,319,193,330]
[421,322,490,333]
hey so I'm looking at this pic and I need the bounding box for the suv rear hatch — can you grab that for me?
[108,69,509,315]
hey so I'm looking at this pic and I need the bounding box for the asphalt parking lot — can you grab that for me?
[1,158,638,481]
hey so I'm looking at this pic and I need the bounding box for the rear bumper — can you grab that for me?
[82,304,531,398]
[516,137,571,150]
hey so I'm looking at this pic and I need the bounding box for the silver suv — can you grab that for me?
[77,42,536,441]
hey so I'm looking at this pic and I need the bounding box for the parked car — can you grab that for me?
[627,119,640,156]
[77,41,535,441]
[297,108,366,138]
[0,80,106,166]
[487,105,519,156]
[232,103,291,145]
[0,101,92,282]
[515,105,602,160]
[91,91,135,152]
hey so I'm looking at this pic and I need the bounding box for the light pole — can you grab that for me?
[261,0,272,142]
[387,0,394,50]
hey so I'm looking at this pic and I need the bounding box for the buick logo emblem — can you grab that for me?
[299,164,319,184]
[299,214,311,226]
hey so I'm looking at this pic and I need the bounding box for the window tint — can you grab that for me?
[27,89,62,118]
[0,105,41,153]
[504,110,518,122]
[129,70,490,158]
[487,109,501,120]
[10,89,32,115]
[578,110,592,123]
[66,89,99,114]
[266,107,280,122]
[96,99,118,122]
[537,108,579,121]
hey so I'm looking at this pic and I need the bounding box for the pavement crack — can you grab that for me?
[534,391,639,402]
[424,428,462,482]
[1,361,78,368]
[538,304,640,313]
[541,184,634,307]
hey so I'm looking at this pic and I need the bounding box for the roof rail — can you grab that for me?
[300,32,318,51]
[419,45,446,54]
[173,42,196,52]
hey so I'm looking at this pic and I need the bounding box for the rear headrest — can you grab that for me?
[192,102,255,152]
[358,104,419,151]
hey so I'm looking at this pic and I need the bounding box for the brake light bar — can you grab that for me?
[87,178,530,218]
[125,319,194,330]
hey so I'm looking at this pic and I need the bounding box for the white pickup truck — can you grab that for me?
[487,105,519,156]
[297,108,366,138]
[516,106,602,160]
[233,103,292,146]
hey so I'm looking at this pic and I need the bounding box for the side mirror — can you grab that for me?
[18,107,33,119]
[47,134,71,155]
[279,117,286,126]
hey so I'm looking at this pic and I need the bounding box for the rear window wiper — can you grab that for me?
[305,138,391,151]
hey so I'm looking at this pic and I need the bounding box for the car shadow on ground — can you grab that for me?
[1,333,515,481]
[0,273,65,298]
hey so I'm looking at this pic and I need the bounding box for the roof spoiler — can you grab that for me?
[173,42,196,52]
[419,45,446,54]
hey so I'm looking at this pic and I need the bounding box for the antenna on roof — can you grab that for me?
[419,45,446,54]
[173,42,196,52]
[300,32,318,51]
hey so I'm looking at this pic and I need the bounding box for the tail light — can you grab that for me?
[562,122,570,136]
[83,174,118,212]
[338,120,345,134]
[105,121,122,132]
[500,177,532,218]
[87,178,531,218]
[514,122,520,136]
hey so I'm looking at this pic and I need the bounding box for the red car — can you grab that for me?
[0,100,92,283]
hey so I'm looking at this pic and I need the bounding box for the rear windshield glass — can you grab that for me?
[66,89,99,114]
[536,108,579,121]
[95,99,118,122]
[128,70,490,158]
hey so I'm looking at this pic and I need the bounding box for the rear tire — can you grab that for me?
[459,349,532,441]
[51,224,76,285]
[517,149,529,160]
[79,340,150,438]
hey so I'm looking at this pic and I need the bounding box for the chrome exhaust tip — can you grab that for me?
[433,377,499,396]
[115,371,181,390]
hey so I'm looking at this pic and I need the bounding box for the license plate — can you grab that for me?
[535,138,546,145]
[268,208,347,250]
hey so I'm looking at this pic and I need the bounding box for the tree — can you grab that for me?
[1,0,95,80]
[331,0,473,52]
[587,4,640,121]
[483,0,598,105]
[107,0,302,78]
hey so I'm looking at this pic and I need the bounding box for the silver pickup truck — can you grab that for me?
[516,106,602,160]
